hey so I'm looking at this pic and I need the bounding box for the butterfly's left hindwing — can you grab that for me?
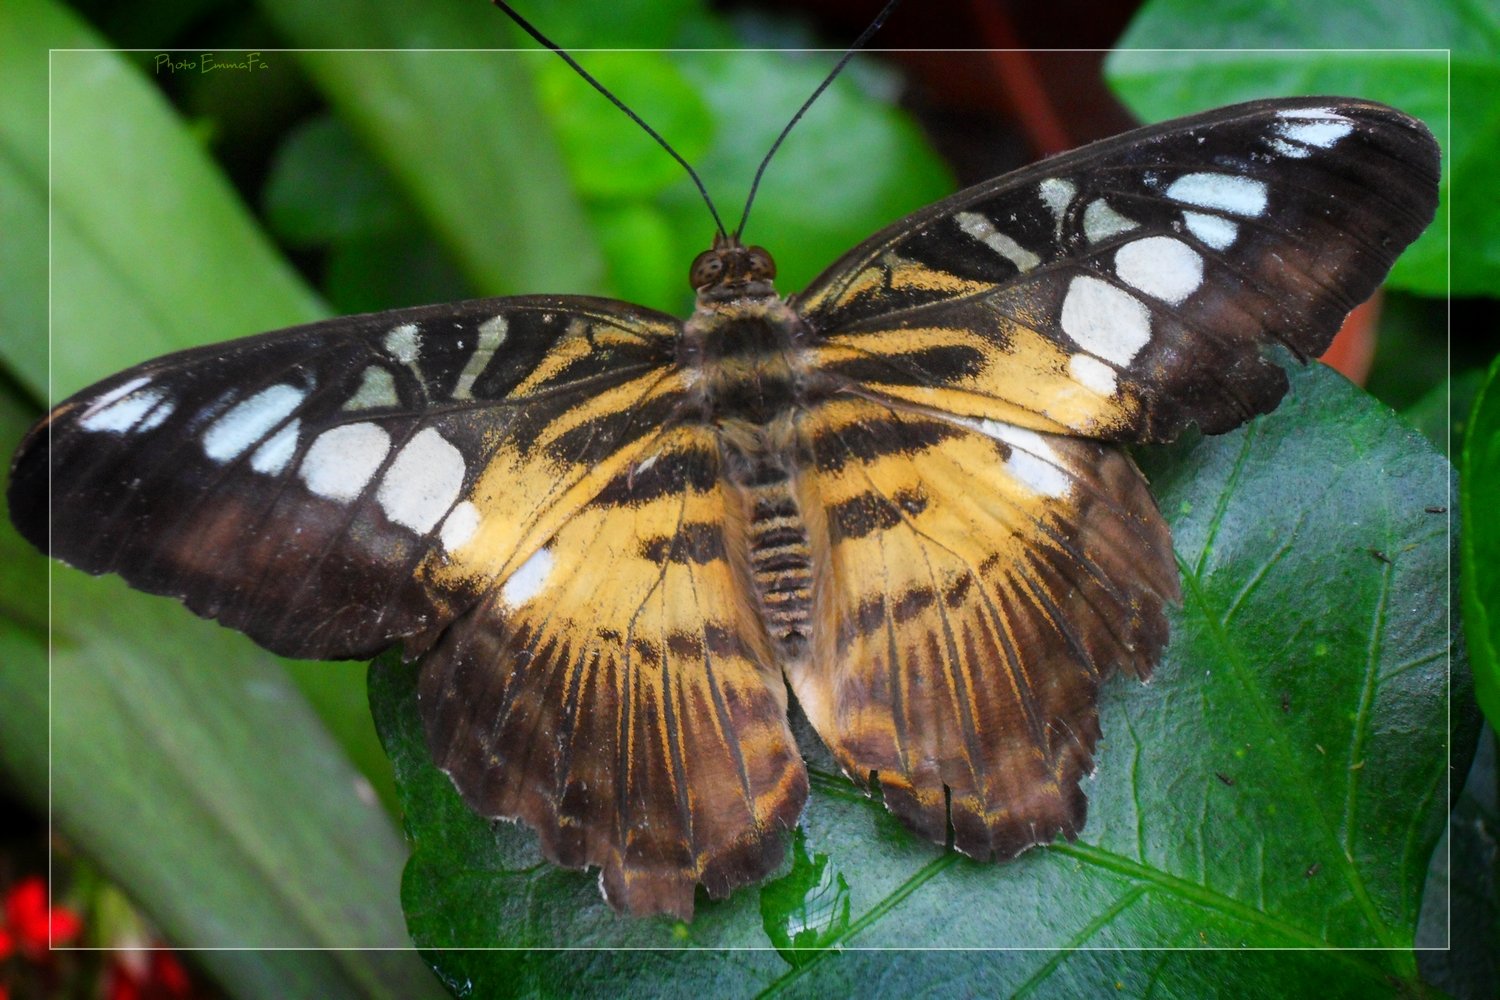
[800,99,1440,442]
[9,296,682,658]
[420,426,807,920]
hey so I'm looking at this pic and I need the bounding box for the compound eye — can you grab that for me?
[690,250,725,289]
[746,246,777,280]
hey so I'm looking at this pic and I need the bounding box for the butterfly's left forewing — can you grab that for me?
[799,98,1440,442]
[9,296,683,659]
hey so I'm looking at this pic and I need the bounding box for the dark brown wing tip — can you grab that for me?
[600,778,808,920]
[419,632,811,921]
[861,740,1095,863]
[466,765,808,922]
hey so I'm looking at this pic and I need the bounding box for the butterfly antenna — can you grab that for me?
[733,0,903,241]
[492,0,729,240]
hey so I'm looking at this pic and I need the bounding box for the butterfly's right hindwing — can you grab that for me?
[9,296,682,659]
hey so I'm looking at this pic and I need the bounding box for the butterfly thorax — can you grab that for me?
[679,247,820,661]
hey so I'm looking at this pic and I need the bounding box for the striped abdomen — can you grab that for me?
[742,474,814,659]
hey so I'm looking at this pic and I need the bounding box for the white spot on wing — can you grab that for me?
[385,323,421,364]
[1270,115,1354,158]
[440,500,481,551]
[1183,212,1238,249]
[956,211,1041,272]
[1059,275,1152,366]
[84,377,150,412]
[1068,353,1117,396]
[250,419,301,474]
[1276,107,1347,121]
[501,547,554,608]
[973,420,1071,498]
[1082,199,1138,243]
[299,421,390,502]
[78,378,173,434]
[452,315,508,400]
[1291,118,1353,148]
[377,428,467,534]
[1114,236,1204,305]
[134,397,173,432]
[1038,178,1075,219]
[345,367,398,410]
[1165,172,1267,217]
[202,384,306,462]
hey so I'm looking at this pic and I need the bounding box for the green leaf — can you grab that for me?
[0,14,47,403]
[44,51,325,399]
[1364,292,1455,421]
[257,0,607,297]
[531,46,952,314]
[1403,367,1485,461]
[0,400,436,996]
[373,364,1462,992]
[0,4,433,991]
[1463,356,1500,726]
[672,50,952,300]
[1105,6,1467,295]
[538,52,715,200]
[263,115,416,248]
[1416,727,1498,995]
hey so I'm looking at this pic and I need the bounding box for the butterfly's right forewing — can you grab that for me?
[9,296,683,659]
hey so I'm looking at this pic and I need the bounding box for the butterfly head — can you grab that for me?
[690,233,778,303]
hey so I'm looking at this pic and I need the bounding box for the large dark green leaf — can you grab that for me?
[1105,1,1474,296]
[1463,356,1500,725]
[1417,726,1498,996]
[374,363,1464,992]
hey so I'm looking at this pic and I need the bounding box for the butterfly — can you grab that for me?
[8,94,1438,921]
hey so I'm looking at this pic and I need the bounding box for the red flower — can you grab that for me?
[106,948,194,1000]
[2,877,82,958]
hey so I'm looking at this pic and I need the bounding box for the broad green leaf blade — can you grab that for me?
[374,364,1460,992]
[539,46,953,315]
[536,52,714,201]
[0,7,428,989]
[424,946,1428,999]
[0,402,438,998]
[257,0,606,298]
[39,30,404,813]
[263,115,418,249]
[1463,356,1500,725]
[0,0,49,402]
[47,46,325,398]
[1416,728,1498,995]
[1105,10,1459,295]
